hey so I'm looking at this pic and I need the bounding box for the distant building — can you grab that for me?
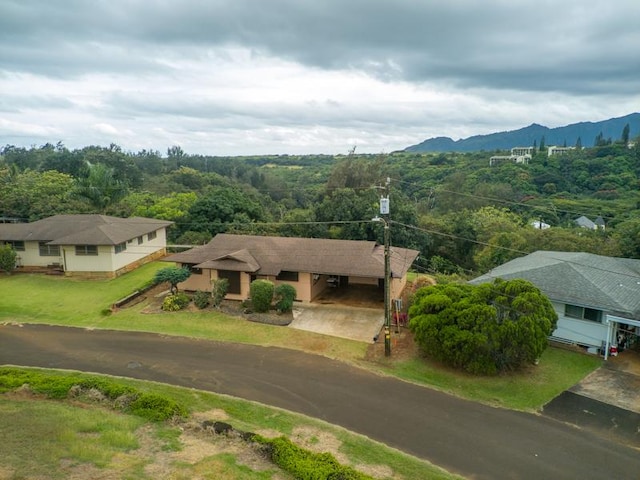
[489,147,533,166]
[531,220,550,230]
[547,146,575,157]
[575,215,605,231]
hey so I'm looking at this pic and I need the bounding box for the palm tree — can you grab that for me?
[74,163,127,212]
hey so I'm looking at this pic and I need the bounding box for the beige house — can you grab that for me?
[0,214,173,278]
[164,234,419,303]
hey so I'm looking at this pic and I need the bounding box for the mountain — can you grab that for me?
[405,113,640,152]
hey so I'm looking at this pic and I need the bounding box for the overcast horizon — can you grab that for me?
[2,1,639,156]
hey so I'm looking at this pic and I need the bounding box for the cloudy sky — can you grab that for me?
[2,1,639,156]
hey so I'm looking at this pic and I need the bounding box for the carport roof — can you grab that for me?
[165,233,419,279]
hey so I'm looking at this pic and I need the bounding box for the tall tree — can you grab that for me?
[73,163,128,212]
[621,123,631,145]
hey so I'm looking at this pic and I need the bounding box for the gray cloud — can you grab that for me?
[1,0,638,154]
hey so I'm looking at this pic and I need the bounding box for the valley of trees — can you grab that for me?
[1,134,640,277]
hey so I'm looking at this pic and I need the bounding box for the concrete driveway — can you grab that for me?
[289,303,384,343]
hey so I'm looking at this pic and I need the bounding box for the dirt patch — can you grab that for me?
[365,327,419,363]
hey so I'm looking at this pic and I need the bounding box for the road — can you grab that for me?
[1,323,639,479]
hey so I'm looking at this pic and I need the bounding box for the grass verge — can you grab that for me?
[0,367,459,480]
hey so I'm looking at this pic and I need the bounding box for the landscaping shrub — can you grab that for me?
[250,280,274,313]
[162,292,191,311]
[274,284,296,313]
[254,435,372,480]
[193,290,210,309]
[153,266,191,294]
[0,368,188,422]
[211,277,229,308]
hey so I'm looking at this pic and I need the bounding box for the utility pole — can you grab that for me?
[380,177,391,357]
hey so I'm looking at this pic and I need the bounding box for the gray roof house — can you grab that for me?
[470,251,640,356]
[0,214,173,277]
[574,216,597,230]
[164,233,419,303]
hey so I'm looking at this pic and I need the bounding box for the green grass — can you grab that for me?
[0,368,457,480]
[379,346,602,411]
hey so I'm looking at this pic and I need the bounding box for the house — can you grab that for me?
[470,251,640,357]
[163,234,419,303]
[575,215,596,230]
[547,146,575,156]
[530,220,550,230]
[0,214,173,278]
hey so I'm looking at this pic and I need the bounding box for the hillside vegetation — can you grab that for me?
[2,134,639,276]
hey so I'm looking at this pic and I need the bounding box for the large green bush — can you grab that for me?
[274,284,297,312]
[250,279,274,313]
[211,277,229,308]
[409,279,557,375]
[193,290,210,309]
[0,244,17,274]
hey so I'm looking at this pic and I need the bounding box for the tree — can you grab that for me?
[73,163,128,212]
[408,279,557,375]
[0,244,17,274]
[274,283,297,312]
[621,123,630,146]
[153,266,191,294]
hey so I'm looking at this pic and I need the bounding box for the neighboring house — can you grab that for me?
[575,215,596,230]
[0,214,173,278]
[164,234,419,303]
[470,251,640,357]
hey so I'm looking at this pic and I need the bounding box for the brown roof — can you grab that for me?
[165,234,419,279]
[0,214,173,246]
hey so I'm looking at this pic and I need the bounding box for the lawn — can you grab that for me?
[0,264,602,411]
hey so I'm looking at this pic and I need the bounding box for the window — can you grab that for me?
[147,231,157,241]
[115,242,127,254]
[137,236,144,245]
[276,270,299,282]
[565,304,602,323]
[218,270,241,294]
[4,241,24,251]
[39,242,60,257]
[75,245,98,256]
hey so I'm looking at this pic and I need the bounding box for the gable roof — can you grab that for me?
[0,214,173,246]
[575,216,596,229]
[165,234,419,279]
[470,251,640,319]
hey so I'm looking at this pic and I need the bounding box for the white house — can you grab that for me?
[470,251,640,358]
[0,214,173,278]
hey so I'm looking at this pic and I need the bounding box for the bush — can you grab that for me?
[193,290,210,309]
[274,284,297,312]
[211,278,229,308]
[250,280,274,313]
[0,244,17,274]
[162,292,191,311]
[128,392,188,421]
[254,435,372,480]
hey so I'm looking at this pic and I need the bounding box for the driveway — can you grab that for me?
[542,349,640,446]
[290,303,384,343]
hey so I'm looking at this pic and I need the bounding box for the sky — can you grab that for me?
[1,1,639,156]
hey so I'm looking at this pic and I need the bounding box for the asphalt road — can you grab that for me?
[2,323,639,480]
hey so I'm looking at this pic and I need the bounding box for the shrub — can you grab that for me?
[211,278,229,308]
[162,292,191,311]
[193,290,210,309]
[128,392,187,421]
[0,244,17,274]
[274,284,297,313]
[153,266,191,294]
[250,280,274,313]
[254,435,372,480]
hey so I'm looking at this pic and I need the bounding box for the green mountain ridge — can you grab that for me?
[405,112,640,152]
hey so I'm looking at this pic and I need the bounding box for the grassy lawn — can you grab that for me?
[0,264,602,411]
[0,368,458,480]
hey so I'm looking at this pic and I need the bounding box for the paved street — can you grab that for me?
[2,323,639,479]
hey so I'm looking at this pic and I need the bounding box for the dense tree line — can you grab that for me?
[1,137,640,275]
